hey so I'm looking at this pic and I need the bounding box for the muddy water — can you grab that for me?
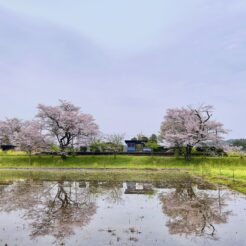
[0,172,246,246]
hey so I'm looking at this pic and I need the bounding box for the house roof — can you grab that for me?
[125,140,146,144]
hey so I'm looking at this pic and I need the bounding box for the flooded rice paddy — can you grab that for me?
[0,170,246,246]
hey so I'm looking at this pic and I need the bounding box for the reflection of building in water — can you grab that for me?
[124,182,154,194]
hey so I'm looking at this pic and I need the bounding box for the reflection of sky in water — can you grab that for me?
[0,180,246,246]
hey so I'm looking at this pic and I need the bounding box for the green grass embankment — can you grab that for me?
[0,155,245,168]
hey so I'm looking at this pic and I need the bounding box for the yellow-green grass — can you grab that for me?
[0,150,26,156]
[190,164,246,194]
[0,155,245,168]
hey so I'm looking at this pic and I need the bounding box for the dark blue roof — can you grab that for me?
[125,140,146,144]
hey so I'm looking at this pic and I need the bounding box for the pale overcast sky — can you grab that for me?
[0,0,245,139]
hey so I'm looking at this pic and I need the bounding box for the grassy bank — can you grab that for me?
[0,155,246,194]
[0,154,246,168]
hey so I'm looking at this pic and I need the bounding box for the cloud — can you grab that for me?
[0,2,246,138]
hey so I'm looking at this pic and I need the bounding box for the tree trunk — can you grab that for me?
[185,145,192,161]
[60,145,67,160]
[28,153,32,165]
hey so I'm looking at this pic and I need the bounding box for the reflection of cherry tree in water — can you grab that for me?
[159,183,231,240]
[30,180,98,241]
[0,180,97,244]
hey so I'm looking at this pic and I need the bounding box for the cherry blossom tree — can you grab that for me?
[160,105,228,160]
[36,100,99,158]
[14,120,49,164]
[0,119,49,163]
[0,118,22,146]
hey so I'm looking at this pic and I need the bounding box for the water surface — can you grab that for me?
[0,170,245,246]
